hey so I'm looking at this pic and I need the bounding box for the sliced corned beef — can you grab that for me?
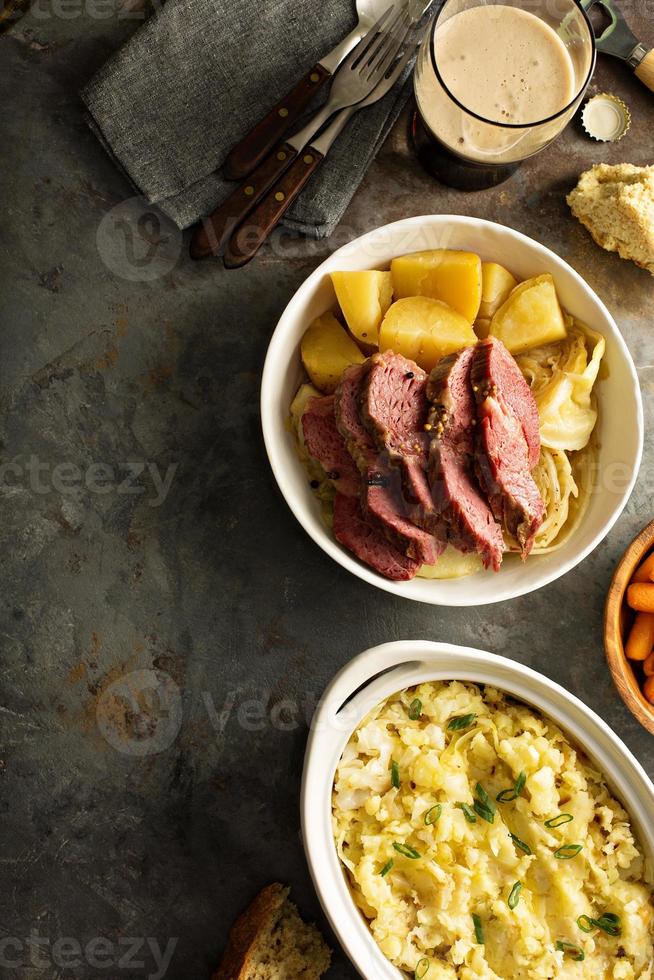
[471,338,545,557]
[301,395,360,497]
[365,475,441,565]
[473,336,541,469]
[334,363,375,472]
[426,347,505,572]
[361,351,435,524]
[335,364,442,566]
[332,493,419,581]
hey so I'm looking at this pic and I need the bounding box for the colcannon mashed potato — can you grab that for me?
[332,682,654,979]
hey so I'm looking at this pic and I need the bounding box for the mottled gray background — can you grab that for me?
[0,2,653,978]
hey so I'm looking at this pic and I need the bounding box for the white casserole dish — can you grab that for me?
[261,215,643,605]
[301,640,654,980]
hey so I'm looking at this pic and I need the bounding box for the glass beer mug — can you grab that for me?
[413,0,596,189]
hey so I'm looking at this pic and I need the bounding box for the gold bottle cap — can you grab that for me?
[581,93,631,142]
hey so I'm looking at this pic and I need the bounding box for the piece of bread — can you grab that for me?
[213,883,331,980]
[567,163,654,275]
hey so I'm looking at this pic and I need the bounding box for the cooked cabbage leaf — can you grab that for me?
[517,321,605,452]
[531,447,578,551]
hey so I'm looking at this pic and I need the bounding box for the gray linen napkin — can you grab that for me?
[81,0,414,238]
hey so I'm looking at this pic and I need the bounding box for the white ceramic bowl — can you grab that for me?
[261,215,643,605]
[301,640,654,980]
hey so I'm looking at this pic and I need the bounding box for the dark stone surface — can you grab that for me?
[0,4,653,979]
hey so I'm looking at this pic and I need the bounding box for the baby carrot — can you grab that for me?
[627,583,654,613]
[632,551,654,583]
[643,676,654,704]
[644,653,654,677]
[625,612,654,660]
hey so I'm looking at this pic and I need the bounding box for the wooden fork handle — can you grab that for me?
[223,64,330,180]
[223,149,324,268]
[189,142,298,259]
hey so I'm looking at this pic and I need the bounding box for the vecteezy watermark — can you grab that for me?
[17,0,166,21]
[95,665,391,757]
[96,668,325,757]
[7,0,649,25]
[0,932,177,980]
[96,669,183,757]
[96,197,182,283]
[0,457,178,508]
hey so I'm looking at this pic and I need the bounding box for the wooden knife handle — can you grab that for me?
[635,49,654,94]
[223,149,324,268]
[189,142,298,259]
[223,64,330,180]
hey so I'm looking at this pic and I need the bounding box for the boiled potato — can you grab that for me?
[419,546,483,579]
[300,312,365,393]
[489,273,567,353]
[475,262,518,338]
[379,296,476,371]
[391,249,482,323]
[330,270,393,346]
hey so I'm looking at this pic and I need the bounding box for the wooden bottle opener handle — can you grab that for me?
[189,142,298,259]
[635,49,654,94]
[222,65,330,181]
[223,149,324,268]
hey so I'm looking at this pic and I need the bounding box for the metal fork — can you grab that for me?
[190,3,412,260]
[223,40,416,268]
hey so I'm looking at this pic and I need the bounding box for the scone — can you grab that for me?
[213,883,331,980]
[567,163,654,275]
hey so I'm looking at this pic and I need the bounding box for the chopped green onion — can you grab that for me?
[509,832,532,855]
[556,940,585,961]
[424,804,442,826]
[472,913,484,944]
[415,958,429,980]
[448,713,477,731]
[391,760,400,790]
[497,771,527,803]
[576,912,621,937]
[594,913,621,936]
[554,844,583,860]
[408,698,423,721]
[474,783,496,823]
[380,859,394,877]
[475,783,496,812]
[456,802,477,823]
[508,881,522,909]
[545,813,574,828]
[473,800,495,823]
[393,841,421,859]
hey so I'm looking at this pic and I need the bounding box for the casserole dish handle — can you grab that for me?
[310,641,431,738]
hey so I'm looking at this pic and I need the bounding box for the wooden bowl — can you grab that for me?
[604,519,654,735]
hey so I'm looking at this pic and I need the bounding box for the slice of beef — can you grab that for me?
[301,395,360,497]
[334,363,376,471]
[474,336,541,469]
[335,364,442,566]
[364,476,442,565]
[471,338,545,557]
[361,351,435,524]
[332,493,419,582]
[426,347,505,572]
